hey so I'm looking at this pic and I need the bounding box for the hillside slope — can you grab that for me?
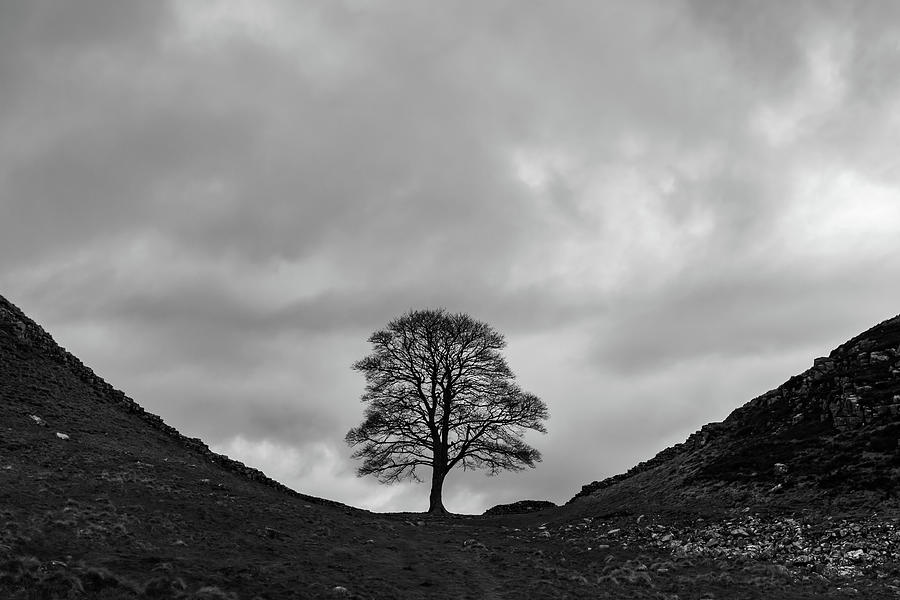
[0,294,521,599]
[3,293,899,599]
[570,314,900,517]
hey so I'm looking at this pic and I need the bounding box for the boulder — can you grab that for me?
[483,500,557,516]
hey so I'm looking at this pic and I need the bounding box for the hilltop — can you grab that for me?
[1,293,899,598]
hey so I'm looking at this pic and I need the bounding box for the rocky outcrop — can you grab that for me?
[483,500,556,516]
[728,315,900,433]
[571,313,900,508]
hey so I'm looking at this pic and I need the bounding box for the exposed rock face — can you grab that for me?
[571,313,900,514]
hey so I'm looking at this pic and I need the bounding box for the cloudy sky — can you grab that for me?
[3,1,900,514]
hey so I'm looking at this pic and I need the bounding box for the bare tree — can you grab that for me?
[346,308,548,514]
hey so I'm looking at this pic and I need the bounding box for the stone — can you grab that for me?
[870,351,891,362]
[193,586,236,599]
[482,499,556,516]
[846,549,866,561]
[29,415,46,426]
[56,432,69,440]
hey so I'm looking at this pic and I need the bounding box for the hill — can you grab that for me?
[570,313,900,516]
[2,293,899,598]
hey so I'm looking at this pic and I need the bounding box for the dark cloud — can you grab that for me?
[3,1,900,512]
[591,248,900,375]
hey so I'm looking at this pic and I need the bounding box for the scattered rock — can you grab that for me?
[525,512,900,580]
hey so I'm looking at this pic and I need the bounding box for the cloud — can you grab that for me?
[3,1,900,513]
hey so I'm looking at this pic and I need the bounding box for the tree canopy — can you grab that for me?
[346,308,548,513]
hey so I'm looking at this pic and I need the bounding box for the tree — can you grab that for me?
[346,308,548,514]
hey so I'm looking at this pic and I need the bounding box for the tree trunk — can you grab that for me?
[428,467,448,514]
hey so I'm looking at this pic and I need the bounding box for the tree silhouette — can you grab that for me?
[346,308,548,513]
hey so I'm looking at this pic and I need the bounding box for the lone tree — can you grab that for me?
[346,308,548,514]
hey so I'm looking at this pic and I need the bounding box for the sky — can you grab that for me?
[2,0,900,514]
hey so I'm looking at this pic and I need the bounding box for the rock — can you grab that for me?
[331,586,351,597]
[846,549,866,561]
[773,463,788,475]
[483,499,557,516]
[193,586,237,599]
[870,351,891,362]
[56,432,69,440]
[29,415,46,426]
